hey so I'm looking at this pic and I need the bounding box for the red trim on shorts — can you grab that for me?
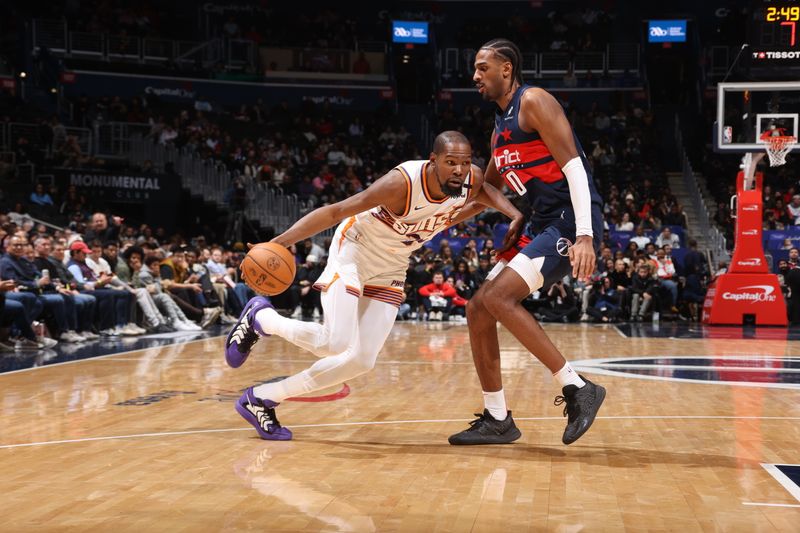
[363,285,404,307]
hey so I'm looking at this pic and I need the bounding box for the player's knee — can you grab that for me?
[507,254,545,294]
[343,351,376,376]
[466,292,486,319]
[482,289,517,317]
[326,337,350,355]
[317,323,350,355]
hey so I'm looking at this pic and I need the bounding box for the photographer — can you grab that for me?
[586,277,622,323]
[535,280,580,323]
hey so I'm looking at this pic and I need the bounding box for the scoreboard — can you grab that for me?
[750,2,800,63]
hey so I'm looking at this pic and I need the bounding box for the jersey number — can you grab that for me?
[402,233,425,246]
[505,170,527,196]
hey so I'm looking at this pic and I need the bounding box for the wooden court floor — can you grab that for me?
[1,322,799,531]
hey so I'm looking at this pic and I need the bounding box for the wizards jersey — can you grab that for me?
[493,84,602,227]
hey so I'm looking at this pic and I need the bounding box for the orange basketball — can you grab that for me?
[241,243,297,296]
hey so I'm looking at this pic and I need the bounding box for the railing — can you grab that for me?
[1,122,92,157]
[0,122,8,150]
[226,39,255,68]
[356,41,388,54]
[448,47,628,78]
[31,19,67,54]
[675,116,729,264]
[606,43,640,73]
[708,46,731,78]
[539,52,571,75]
[65,126,92,155]
[33,20,250,70]
[129,136,303,233]
[94,122,151,158]
[420,115,434,157]
[459,44,638,78]
[175,39,223,68]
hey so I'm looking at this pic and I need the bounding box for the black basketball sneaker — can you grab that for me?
[448,410,522,445]
[554,376,606,445]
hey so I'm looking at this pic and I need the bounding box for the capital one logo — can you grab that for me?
[495,149,521,168]
[736,257,761,267]
[722,284,778,303]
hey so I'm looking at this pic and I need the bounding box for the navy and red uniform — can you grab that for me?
[493,84,604,286]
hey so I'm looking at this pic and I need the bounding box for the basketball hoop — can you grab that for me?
[764,135,796,167]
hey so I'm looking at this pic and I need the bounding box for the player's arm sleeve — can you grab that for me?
[562,157,594,237]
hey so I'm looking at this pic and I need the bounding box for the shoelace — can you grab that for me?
[240,329,259,351]
[466,412,487,431]
[263,406,283,430]
[554,395,577,421]
[249,398,284,431]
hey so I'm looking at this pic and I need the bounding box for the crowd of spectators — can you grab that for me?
[0,209,267,353]
[5,82,713,327]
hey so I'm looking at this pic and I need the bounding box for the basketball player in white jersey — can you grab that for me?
[225,131,524,440]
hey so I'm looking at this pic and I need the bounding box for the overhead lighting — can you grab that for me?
[19,71,26,78]
[50,87,57,94]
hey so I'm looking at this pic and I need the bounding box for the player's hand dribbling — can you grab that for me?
[496,216,525,254]
[569,235,595,281]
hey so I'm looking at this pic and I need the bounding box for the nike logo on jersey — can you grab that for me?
[415,205,427,211]
[507,106,514,116]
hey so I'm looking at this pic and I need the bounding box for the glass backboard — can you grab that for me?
[714,81,800,153]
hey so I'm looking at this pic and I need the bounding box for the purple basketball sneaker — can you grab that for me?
[235,387,293,441]
[225,296,273,368]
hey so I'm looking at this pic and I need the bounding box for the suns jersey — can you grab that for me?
[336,159,474,255]
[493,84,602,227]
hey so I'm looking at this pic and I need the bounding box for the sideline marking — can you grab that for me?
[2,415,800,450]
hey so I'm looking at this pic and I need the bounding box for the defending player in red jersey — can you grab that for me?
[448,38,607,445]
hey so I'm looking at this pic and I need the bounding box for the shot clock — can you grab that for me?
[751,2,800,62]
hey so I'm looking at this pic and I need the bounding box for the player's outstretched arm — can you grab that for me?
[469,165,524,253]
[268,169,408,247]
[522,88,595,280]
[446,156,505,226]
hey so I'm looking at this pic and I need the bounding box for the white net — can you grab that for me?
[765,136,796,166]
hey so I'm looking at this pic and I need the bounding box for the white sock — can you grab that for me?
[553,362,585,389]
[483,389,508,421]
[254,307,280,335]
[254,370,314,403]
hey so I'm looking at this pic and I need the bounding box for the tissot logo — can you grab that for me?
[741,204,759,211]
[741,229,758,236]
[736,258,761,267]
[721,284,777,303]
